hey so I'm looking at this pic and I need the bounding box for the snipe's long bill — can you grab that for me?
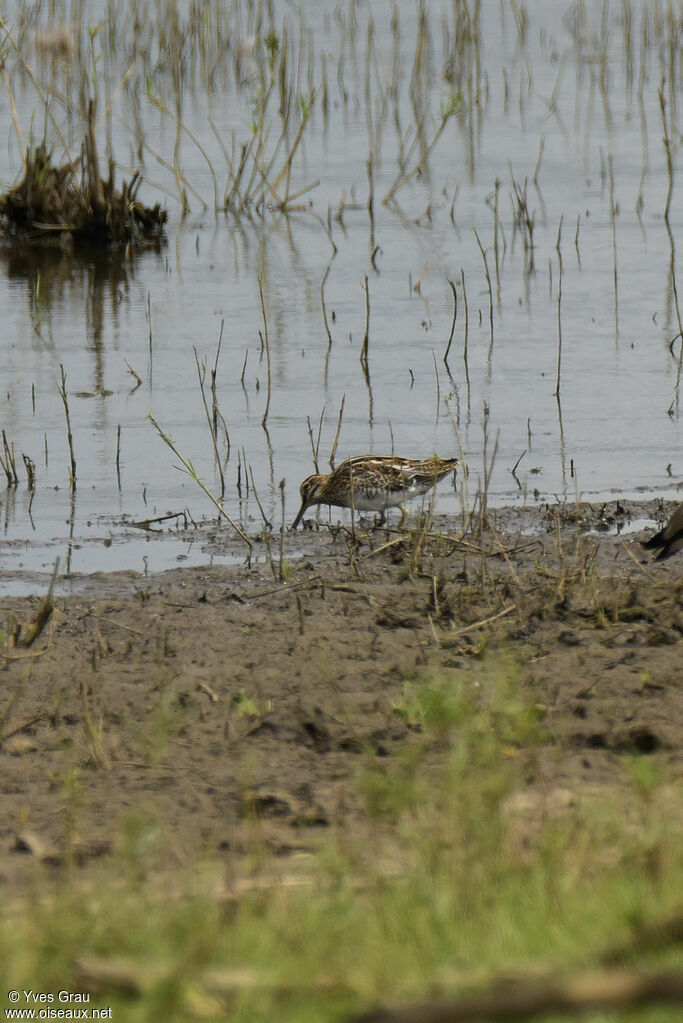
[641,503,683,560]
[291,455,459,530]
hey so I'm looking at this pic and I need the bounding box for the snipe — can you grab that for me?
[291,454,459,529]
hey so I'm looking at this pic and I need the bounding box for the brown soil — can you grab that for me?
[1,500,681,888]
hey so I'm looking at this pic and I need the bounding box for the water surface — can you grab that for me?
[0,1,680,588]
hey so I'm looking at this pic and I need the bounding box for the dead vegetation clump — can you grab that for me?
[0,116,166,249]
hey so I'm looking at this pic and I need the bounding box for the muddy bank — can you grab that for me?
[0,499,680,888]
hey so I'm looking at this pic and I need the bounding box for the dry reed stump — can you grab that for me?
[0,108,166,249]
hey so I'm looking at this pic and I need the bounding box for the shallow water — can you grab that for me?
[0,1,681,588]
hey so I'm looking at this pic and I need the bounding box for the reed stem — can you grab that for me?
[57,364,76,491]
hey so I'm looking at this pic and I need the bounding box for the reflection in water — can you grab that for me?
[0,242,163,395]
[664,220,683,415]
[608,155,619,347]
[64,488,76,574]
[556,394,568,497]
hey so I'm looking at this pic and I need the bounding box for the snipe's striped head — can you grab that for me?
[291,473,328,530]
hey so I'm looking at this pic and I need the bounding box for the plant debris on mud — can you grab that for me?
[0,504,680,886]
